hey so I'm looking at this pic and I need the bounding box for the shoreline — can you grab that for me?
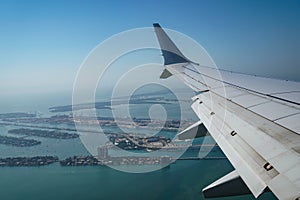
[0,155,227,167]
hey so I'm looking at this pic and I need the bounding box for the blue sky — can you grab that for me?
[0,0,299,96]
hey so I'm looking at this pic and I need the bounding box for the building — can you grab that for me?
[97,146,108,160]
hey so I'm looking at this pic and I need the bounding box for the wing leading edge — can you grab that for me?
[153,23,300,199]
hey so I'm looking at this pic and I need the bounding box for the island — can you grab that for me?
[109,134,172,151]
[0,112,36,119]
[49,96,172,112]
[8,128,79,139]
[60,156,100,166]
[0,156,59,167]
[0,135,41,147]
[1,114,187,132]
[60,155,173,166]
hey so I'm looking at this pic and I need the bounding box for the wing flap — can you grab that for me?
[249,101,299,121]
[232,93,270,108]
[203,170,252,198]
[268,173,300,200]
[177,121,208,140]
[191,94,275,197]
[274,91,300,104]
[194,91,300,197]
[275,113,300,134]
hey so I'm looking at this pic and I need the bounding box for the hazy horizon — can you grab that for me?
[1,0,299,100]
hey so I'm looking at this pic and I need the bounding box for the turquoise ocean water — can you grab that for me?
[0,94,277,200]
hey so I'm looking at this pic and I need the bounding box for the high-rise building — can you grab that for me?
[97,146,108,160]
[160,156,172,165]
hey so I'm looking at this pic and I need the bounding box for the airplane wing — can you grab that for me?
[153,23,300,199]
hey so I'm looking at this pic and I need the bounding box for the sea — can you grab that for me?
[0,93,277,200]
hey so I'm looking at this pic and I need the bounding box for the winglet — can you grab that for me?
[153,23,190,65]
[153,23,161,28]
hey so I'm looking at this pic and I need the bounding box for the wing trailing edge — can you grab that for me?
[202,170,253,198]
[177,121,208,140]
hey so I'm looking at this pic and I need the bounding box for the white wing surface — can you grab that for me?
[153,23,300,199]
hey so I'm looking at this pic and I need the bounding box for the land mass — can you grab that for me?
[0,112,36,119]
[60,155,173,166]
[49,96,174,112]
[109,134,172,151]
[2,114,185,132]
[0,135,41,147]
[8,128,79,139]
[0,156,58,167]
